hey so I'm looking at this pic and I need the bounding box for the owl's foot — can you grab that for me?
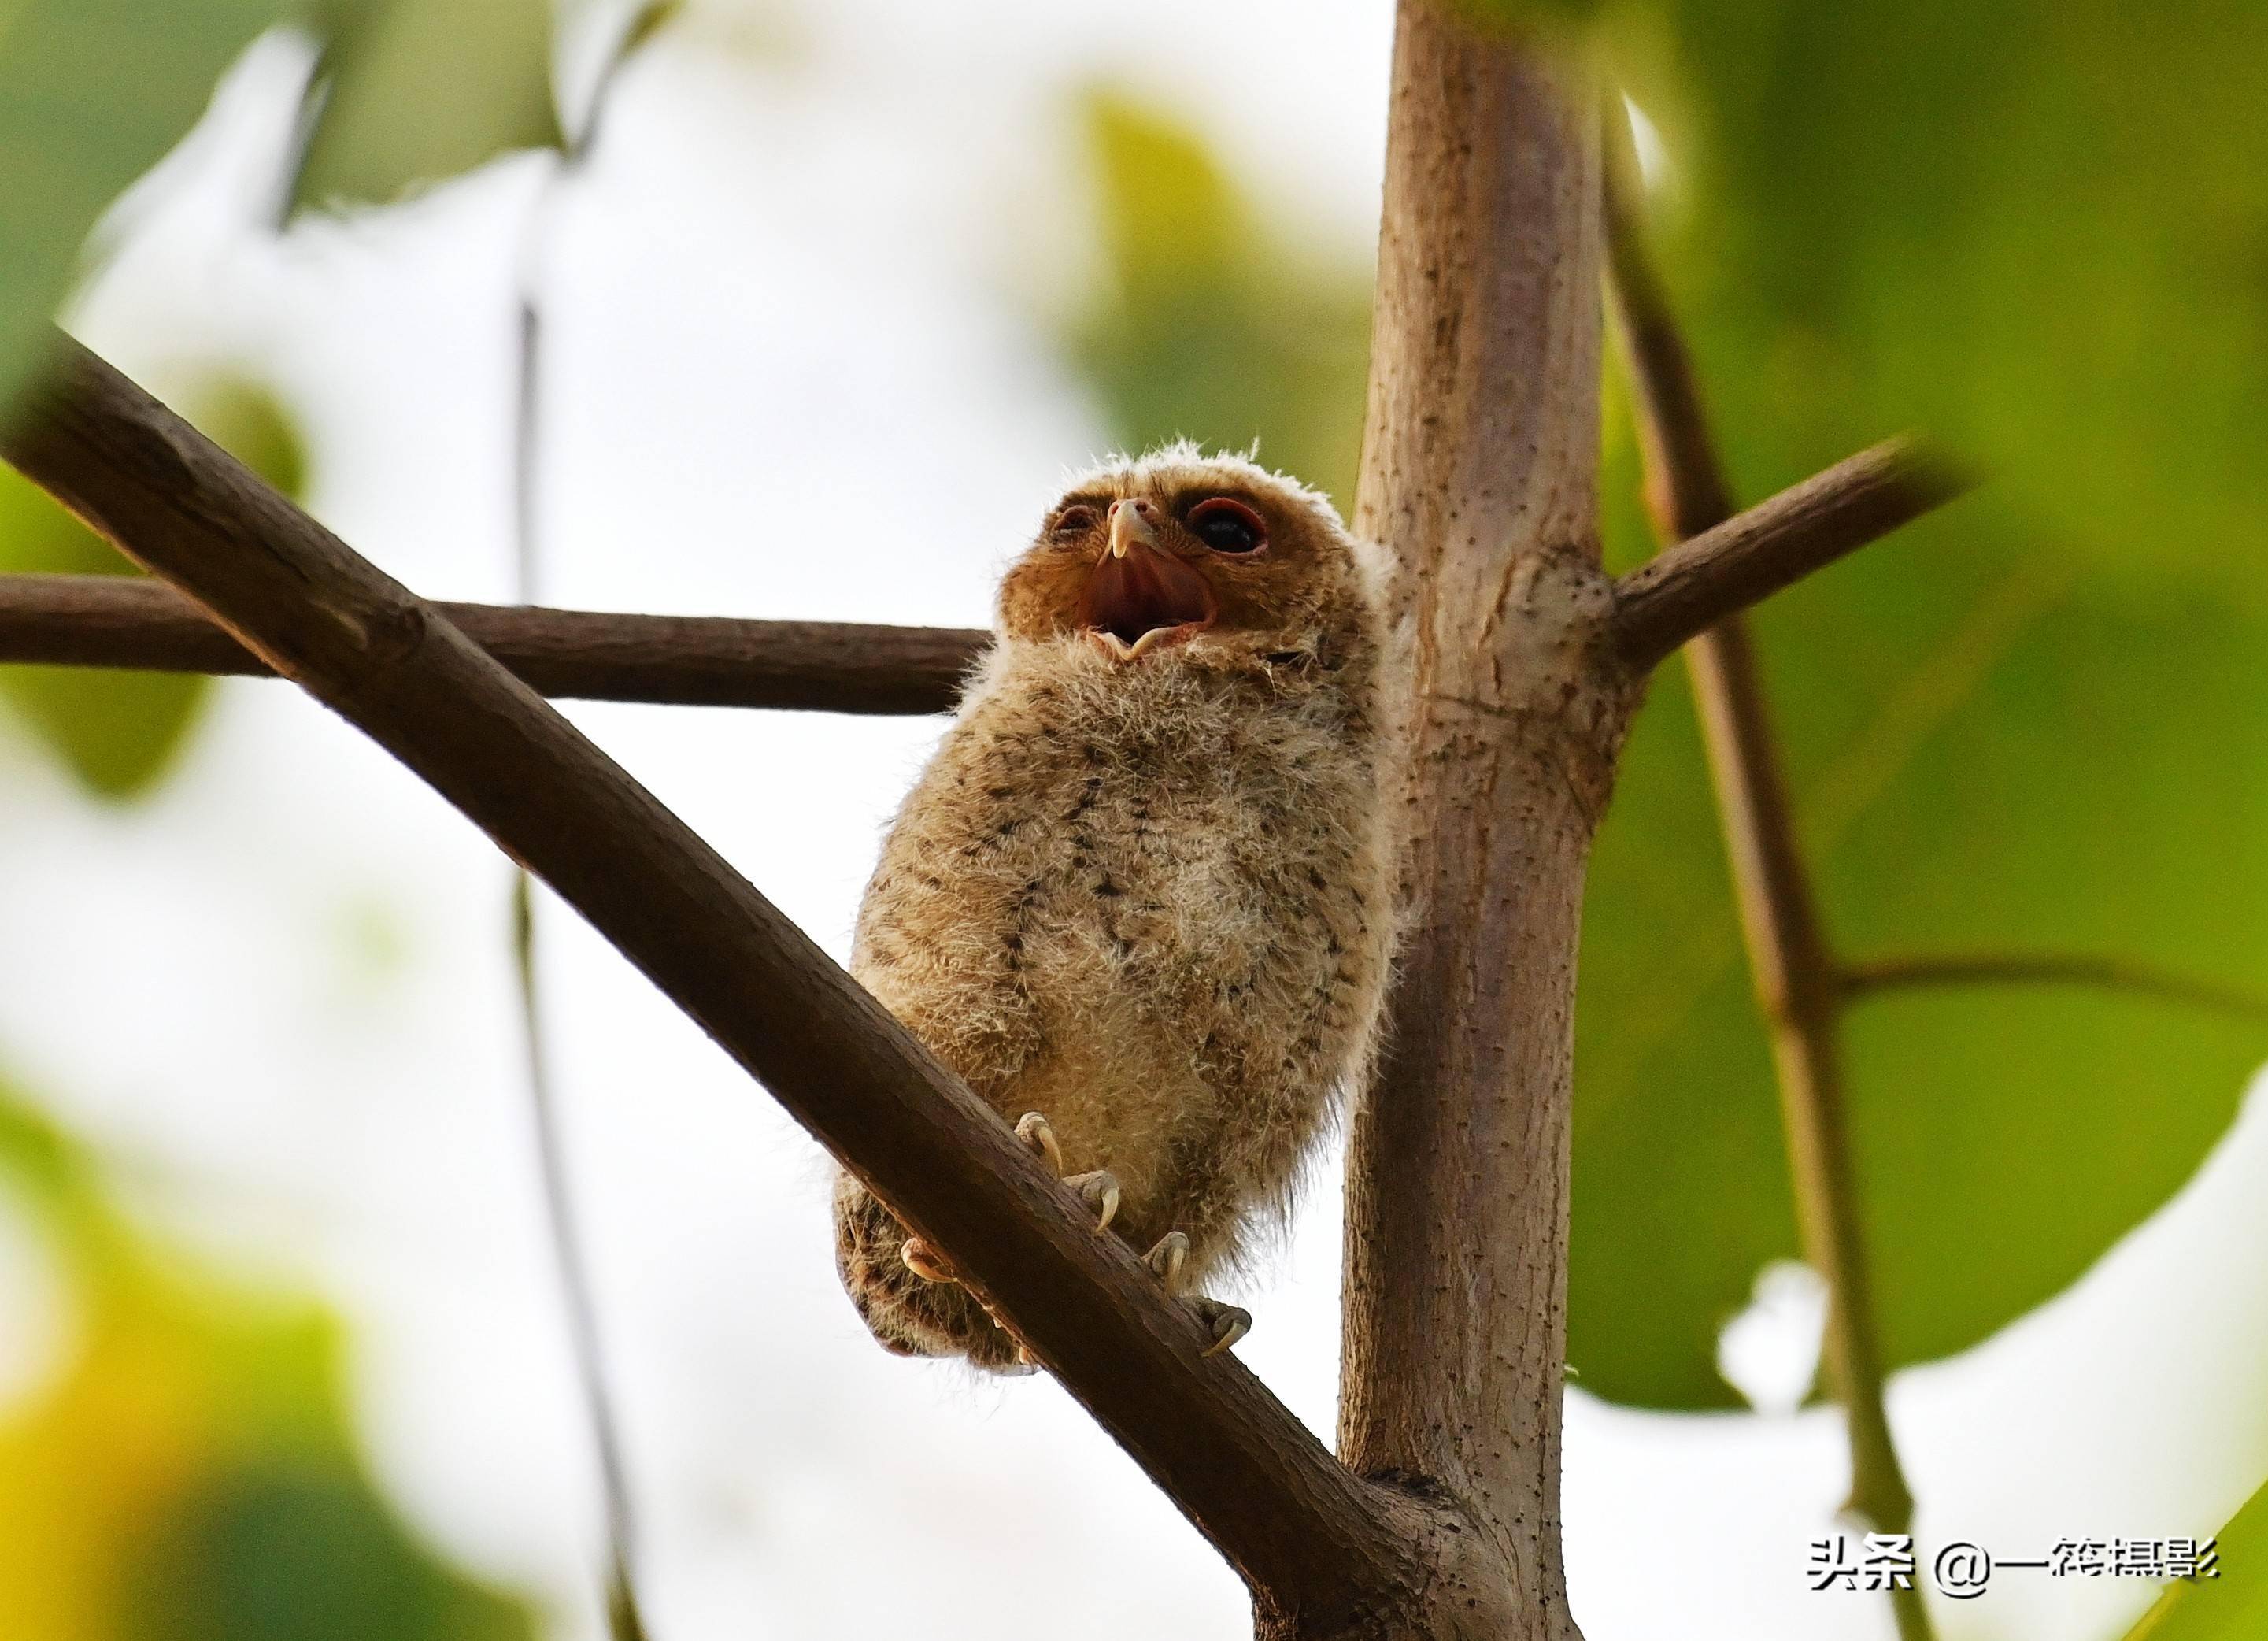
[1141,1231,1252,1358]
[1014,1110,1064,1174]
[1192,1298,1252,1356]
[900,1237,956,1283]
[1064,1171,1121,1232]
[1015,1112,1120,1232]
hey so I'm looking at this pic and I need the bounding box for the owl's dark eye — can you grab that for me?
[1186,497,1268,554]
[1052,505,1099,538]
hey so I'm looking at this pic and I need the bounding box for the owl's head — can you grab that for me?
[997,446,1380,674]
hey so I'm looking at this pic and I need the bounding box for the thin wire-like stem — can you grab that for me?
[512,875,648,1641]
[506,15,672,1638]
[1604,104,1932,1641]
[1843,954,2268,1025]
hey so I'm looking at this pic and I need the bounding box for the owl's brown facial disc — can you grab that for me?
[1078,498,1218,661]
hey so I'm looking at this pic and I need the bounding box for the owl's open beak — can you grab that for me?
[1079,501,1217,661]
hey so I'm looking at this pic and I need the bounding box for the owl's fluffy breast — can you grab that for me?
[849,633,1392,1269]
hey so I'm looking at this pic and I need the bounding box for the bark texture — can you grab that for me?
[1334,11,1619,1639]
[0,572,982,713]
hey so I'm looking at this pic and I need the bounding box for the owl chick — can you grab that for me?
[834,446,1394,1371]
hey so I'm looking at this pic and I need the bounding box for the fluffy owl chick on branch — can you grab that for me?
[834,447,1396,1369]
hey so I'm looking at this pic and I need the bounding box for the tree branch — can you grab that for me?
[0,572,985,714]
[0,333,1415,1627]
[1844,953,2268,1024]
[0,437,1963,717]
[1604,109,1932,1641]
[1340,13,1611,1639]
[1611,438,1970,672]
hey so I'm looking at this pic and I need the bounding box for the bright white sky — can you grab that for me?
[2,2,2264,1639]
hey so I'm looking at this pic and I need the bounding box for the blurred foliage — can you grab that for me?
[0,1084,535,1641]
[2126,1475,2268,1639]
[1057,61,2268,1413]
[1568,0,2268,1407]
[1066,90,1371,512]
[0,0,286,408]
[290,0,562,213]
[0,373,307,798]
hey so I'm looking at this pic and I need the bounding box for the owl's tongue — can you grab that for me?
[1078,535,1217,659]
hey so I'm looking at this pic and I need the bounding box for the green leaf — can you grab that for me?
[0,374,307,799]
[0,0,284,407]
[2122,1477,2266,1640]
[1563,0,2268,1407]
[1572,497,2268,1406]
[290,0,563,213]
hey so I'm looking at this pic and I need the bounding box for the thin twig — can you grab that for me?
[0,573,984,713]
[1604,106,1933,1641]
[1843,954,2268,1024]
[0,333,1415,1625]
[1611,439,1970,673]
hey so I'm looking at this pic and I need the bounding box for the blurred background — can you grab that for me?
[2,1,2266,1638]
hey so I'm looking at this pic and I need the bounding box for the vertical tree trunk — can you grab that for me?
[1331,7,1622,1637]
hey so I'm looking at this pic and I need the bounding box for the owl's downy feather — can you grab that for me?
[834,447,1397,1369]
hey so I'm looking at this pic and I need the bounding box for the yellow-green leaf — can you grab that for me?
[291,0,563,213]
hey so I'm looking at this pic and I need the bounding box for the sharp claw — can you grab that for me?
[1200,1304,1252,1358]
[901,1237,955,1284]
[1145,1230,1189,1293]
[1066,1170,1120,1232]
[1014,1111,1064,1177]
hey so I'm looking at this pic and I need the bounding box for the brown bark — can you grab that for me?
[0,571,983,713]
[1337,12,1617,1639]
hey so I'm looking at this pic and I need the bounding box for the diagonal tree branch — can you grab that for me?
[1843,952,2268,1024]
[0,333,1417,1628]
[0,572,986,713]
[1604,112,1932,1641]
[1610,438,1969,672]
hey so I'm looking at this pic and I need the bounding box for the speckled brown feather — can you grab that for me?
[834,448,1396,1368]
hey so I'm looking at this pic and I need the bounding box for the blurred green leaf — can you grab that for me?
[1563,0,2268,1407]
[0,0,284,408]
[616,0,683,63]
[2124,1477,2265,1639]
[1067,91,1371,510]
[124,1455,532,1641]
[292,0,562,212]
[1573,494,2268,1406]
[0,374,307,800]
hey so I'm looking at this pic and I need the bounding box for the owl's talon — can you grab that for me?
[1014,1111,1064,1176]
[1065,1169,1121,1232]
[901,1237,956,1284]
[1145,1230,1190,1293]
[1195,1298,1251,1357]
